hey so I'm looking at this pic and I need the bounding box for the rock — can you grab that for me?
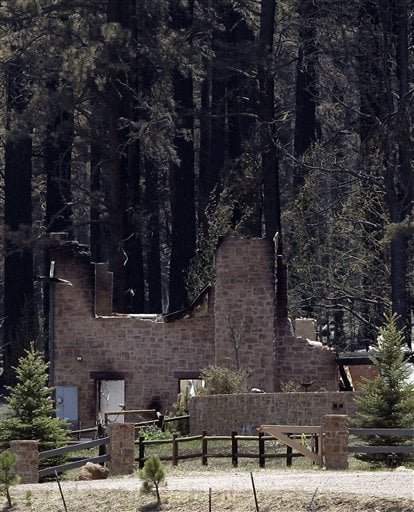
[78,462,109,480]
[394,466,412,472]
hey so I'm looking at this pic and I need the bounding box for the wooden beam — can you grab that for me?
[259,425,322,465]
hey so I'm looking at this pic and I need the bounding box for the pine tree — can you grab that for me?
[0,450,19,508]
[139,456,166,505]
[0,343,69,452]
[352,315,414,464]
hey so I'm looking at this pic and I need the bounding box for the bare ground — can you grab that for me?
[7,468,414,512]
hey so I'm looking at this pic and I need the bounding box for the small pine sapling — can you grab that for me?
[139,456,166,506]
[0,450,19,508]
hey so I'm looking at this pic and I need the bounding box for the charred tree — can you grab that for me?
[293,0,321,193]
[3,60,36,385]
[258,0,281,244]
[168,0,196,312]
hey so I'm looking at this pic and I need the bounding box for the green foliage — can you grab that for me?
[167,389,191,435]
[172,388,191,416]
[280,380,301,392]
[139,456,166,505]
[352,315,414,464]
[0,343,69,453]
[199,365,249,395]
[0,450,19,508]
[139,426,173,441]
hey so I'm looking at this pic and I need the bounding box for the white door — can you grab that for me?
[56,386,78,428]
[99,380,125,424]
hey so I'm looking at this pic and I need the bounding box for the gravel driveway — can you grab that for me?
[17,469,414,500]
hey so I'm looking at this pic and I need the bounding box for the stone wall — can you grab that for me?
[52,242,215,427]
[189,392,357,435]
[214,238,276,390]
[275,325,338,391]
[51,235,340,428]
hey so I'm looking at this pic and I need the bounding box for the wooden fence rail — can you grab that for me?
[348,428,414,456]
[38,437,110,478]
[136,431,314,469]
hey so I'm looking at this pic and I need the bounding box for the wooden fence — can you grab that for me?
[136,431,317,469]
[36,424,413,478]
[38,437,110,478]
[348,428,414,456]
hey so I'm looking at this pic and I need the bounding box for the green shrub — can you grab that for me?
[280,380,301,392]
[139,425,174,441]
[199,365,249,394]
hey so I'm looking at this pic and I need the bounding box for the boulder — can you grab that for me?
[78,462,109,480]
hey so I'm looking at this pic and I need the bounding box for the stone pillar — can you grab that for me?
[10,440,39,484]
[323,414,349,469]
[107,423,135,475]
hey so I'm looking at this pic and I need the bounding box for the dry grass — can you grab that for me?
[4,487,413,512]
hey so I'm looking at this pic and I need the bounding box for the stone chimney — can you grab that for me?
[94,263,113,316]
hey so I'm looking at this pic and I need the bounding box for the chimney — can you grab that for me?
[94,263,113,316]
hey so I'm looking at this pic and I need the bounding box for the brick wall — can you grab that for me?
[189,392,357,435]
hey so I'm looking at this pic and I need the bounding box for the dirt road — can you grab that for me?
[17,469,414,500]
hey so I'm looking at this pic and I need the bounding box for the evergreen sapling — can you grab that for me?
[352,315,414,464]
[0,343,69,455]
[139,456,166,505]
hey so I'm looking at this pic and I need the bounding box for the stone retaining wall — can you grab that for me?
[189,392,357,435]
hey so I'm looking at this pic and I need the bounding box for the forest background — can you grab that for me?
[0,0,412,385]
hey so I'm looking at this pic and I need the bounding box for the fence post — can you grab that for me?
[231,431,238,467]
[172,434,178,466]
[107,423,136,475]
[98,423,106,463]
[10,440,39,484]
[157,414,165,431]
[322,414,349,469]
[138,436,145,469]
[286,445,293,467]
[202,430,208,466]
[258,432,265,468]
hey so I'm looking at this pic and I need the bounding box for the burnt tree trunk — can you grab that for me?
[3,60,35,385]
[45,85,74,234]
[105,0,145,312]
[144,160,162,312]
[293,0,321,193]
[168,0,196,312]
[258,0,281,244]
